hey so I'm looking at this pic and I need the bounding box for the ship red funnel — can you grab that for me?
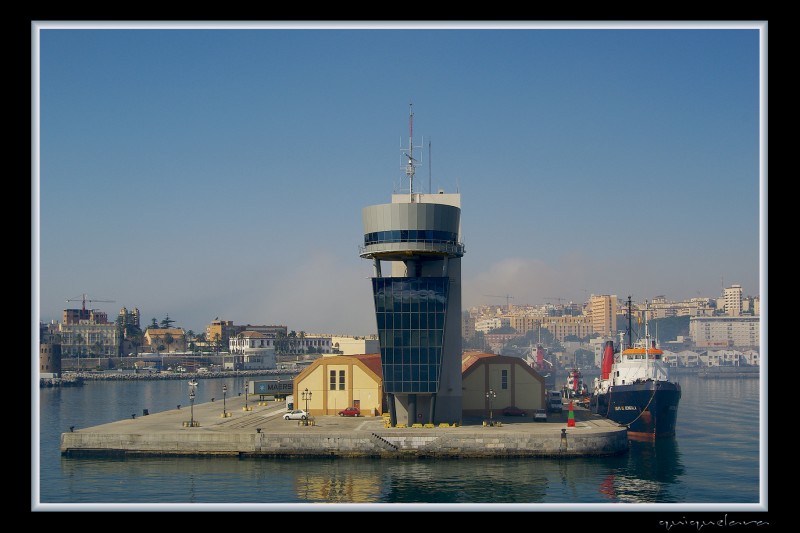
[536,345,544,369]
[601,340,614,380]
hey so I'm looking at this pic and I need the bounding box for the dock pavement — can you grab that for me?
[60,394,629,458]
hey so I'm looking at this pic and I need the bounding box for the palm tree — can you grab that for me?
[127,332,143,356]
[74,333,84,369]
[274,331,288,354]
[164,332,175,353]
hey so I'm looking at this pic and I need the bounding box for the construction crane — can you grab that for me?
[484,294,513,311]
[66,293,115,311]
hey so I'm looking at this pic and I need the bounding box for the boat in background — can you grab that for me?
[591,296,681,441]
[565,367,588,398]
[527,342,556,391]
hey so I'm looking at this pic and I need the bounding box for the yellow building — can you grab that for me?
[143,328,187,353]
[293,354,384,416]
[290,351,547,422]
[461,352,546,417]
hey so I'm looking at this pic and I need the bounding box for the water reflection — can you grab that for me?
[599,438,685,503]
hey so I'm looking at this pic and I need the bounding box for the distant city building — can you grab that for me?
[484,333,519,354]
[689,316,759,348]
[58,318,121,357]
[63,308,109,326]
[724,284,743,317]
[118,306,140,329]
[40,341,62,378]
[462,311,476,341]
[506,314,541,336]
[330,335,379,356]
[475,317,508,334]
[228,331,276,370]
[292,336,333,354]
[589,294,617,337]
[206,319,237,347]
[239,324,288,337]
[540,315,593,342]
[143,327,187,353]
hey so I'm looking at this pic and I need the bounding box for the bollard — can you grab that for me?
[177,405,181,410]
[131,414,136,419]
[69,426,75,433]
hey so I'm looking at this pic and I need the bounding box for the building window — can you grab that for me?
[339,370,346,390]
[501,369,508,390]
[329,370,336,390]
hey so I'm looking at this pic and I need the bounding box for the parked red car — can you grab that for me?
[338,407,361,417]
[502,406,527,417]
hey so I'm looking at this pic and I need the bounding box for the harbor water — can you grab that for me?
[34,373,764,510]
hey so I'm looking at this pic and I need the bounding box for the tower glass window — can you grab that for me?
[372,277,449,394]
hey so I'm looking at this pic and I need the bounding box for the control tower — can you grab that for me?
[359,106,465,425]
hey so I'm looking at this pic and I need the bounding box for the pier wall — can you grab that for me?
[61,428,627,458]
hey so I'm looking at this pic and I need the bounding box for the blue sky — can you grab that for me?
[33,22,765,335]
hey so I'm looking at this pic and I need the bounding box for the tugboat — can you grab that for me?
[528,343,556,392]
[591,296,681,441]
[565,368,588,399]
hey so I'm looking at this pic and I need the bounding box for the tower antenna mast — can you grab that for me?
[401,103,423,202]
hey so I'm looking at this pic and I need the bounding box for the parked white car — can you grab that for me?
[283,409,309,421]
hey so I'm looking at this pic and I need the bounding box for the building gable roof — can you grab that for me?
[461,351,544,382]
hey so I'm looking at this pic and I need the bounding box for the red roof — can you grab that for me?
[461,351,498,373]
[349,353,382,380]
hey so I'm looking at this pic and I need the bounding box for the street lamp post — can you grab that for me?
[485,388,496,425]
[222,384,227,417]
[302,388,312,426]
[189,387,196,427]
[244,380,249,410]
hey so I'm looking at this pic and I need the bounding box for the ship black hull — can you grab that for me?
[592,380,681,441]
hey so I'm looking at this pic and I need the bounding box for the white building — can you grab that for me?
[330,335,379,355]
[724,284,743,317]
[705,349,745,367]
[228,331,276,370]
[689,316,759,348]
[475,317,507,333]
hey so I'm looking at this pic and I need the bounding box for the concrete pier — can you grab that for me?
[61,395,628,459]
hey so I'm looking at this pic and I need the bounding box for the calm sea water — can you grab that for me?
[34,373,764,511]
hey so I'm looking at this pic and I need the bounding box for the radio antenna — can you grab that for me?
[400,102,423,202]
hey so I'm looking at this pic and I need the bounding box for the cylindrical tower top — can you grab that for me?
[359,202,465,260]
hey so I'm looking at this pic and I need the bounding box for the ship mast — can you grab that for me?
[626,295,633,351]
[644,300,649,373]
